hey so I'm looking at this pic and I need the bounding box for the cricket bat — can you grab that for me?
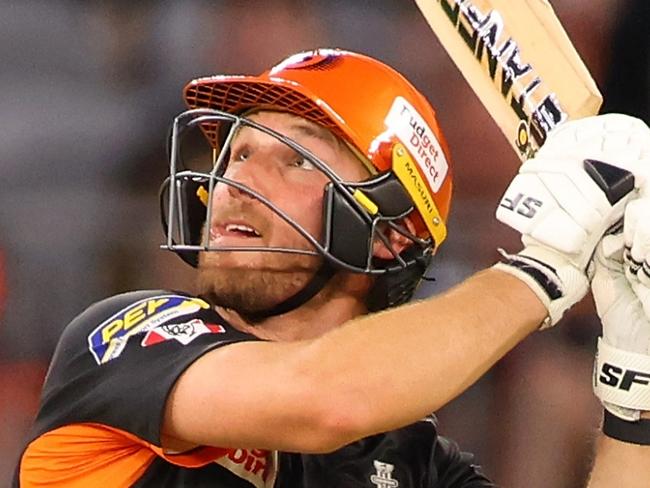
[414,0,603,160]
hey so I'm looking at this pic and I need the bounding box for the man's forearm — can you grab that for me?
[587,434,650,487]
[304,267,546,437]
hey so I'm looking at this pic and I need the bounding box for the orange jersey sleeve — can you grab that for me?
[20,423,229,487]
[16,290,262,487]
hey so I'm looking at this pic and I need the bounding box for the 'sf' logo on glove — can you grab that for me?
[599,362,650,391]
[499,193,543,219]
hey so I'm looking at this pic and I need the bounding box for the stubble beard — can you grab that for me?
[196,252,322,317]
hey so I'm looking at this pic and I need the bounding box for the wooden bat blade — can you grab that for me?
[414,0,603,160]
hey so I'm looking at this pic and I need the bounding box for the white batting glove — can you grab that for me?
[593,198,650,423]
[494,114,650,328]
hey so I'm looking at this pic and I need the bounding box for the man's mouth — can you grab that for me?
[224,223,261,237]
[211,221,263,242]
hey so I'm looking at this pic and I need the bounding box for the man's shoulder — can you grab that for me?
[66,290,200,331]
[55,290,228,362]
[37,289,258,416]
[62,289,206,337]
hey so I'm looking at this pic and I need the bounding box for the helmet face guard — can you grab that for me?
[160,48,453,311]
[160,108,432,275]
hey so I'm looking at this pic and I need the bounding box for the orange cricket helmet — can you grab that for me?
[184,48,453,249]
[161,48,454,313]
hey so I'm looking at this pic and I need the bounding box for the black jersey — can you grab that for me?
[15,290,495,487]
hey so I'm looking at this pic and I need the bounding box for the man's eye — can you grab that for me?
[229,147,249,163]
[292,157,316,170]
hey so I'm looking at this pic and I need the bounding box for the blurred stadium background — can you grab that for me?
[0,0,647,486]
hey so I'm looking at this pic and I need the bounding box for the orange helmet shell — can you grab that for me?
[184,48,452,249]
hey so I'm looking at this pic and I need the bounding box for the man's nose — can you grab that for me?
[218,155,275,201]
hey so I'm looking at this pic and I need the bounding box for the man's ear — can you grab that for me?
[372,217,417,260]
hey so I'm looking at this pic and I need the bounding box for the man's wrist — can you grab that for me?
[493,246,588,328]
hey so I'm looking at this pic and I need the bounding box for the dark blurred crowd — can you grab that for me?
[1,0,647,486]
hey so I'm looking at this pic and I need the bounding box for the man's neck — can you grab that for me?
[216,274,371,341]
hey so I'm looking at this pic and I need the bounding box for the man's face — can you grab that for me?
[197,110,369,315]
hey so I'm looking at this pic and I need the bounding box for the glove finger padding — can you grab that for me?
[593,237,650,354]
[496,114,650,327]
[537,113,650,189]
[624,199,650,286]
[622,199,650,322]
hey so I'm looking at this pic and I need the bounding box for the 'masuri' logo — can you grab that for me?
[370,460,399,488]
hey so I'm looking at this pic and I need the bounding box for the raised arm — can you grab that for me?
[163,267,544,453]
[163,114,650,454]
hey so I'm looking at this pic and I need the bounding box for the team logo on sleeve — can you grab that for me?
[87,295,210,364]
[141,319,225,347]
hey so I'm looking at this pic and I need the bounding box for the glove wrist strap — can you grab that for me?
[603,410,650,445]
[493,248,565,328]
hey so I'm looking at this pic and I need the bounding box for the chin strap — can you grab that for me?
[243,264,337,321]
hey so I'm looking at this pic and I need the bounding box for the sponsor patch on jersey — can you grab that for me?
[87,295,210,365]
[141,319,225,347]
[215,449,277,488]
[384,96,448,193]
[371,460,399,488]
